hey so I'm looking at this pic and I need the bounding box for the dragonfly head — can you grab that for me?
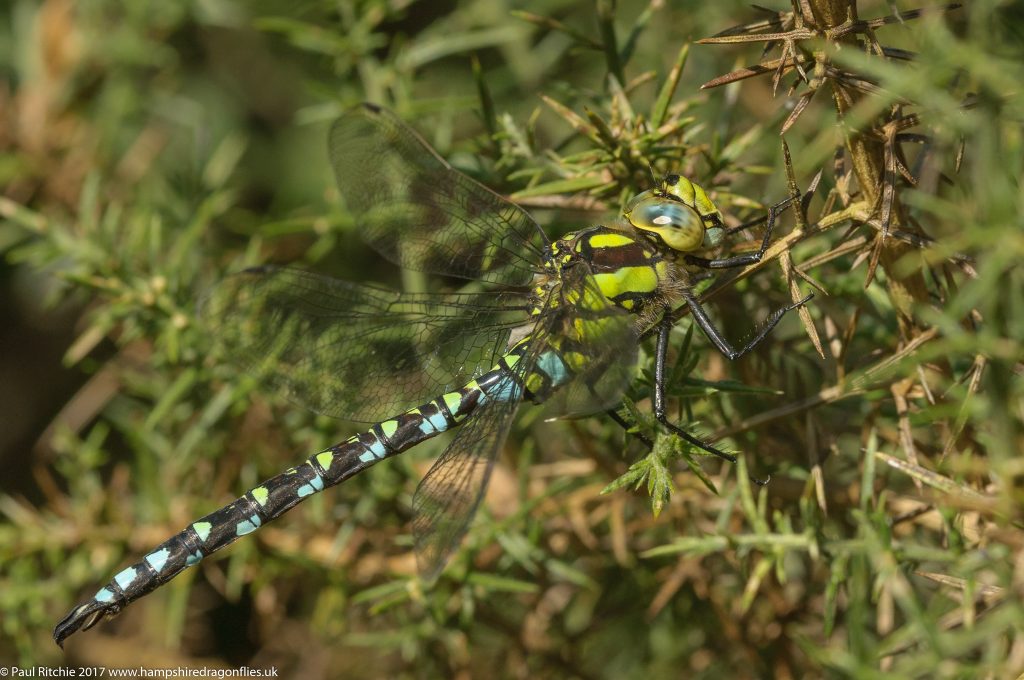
[623,174,724,253]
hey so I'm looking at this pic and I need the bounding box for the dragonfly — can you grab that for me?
[54,103,811,647]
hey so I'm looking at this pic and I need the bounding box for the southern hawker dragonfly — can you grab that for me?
[55,103,810,646]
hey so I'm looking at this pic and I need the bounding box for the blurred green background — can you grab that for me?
[1,0,1022,677]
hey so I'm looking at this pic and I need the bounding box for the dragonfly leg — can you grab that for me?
[682,289,813,362]
[683,195,796,269]
[652,315,771,485]
[652,314,736,465]
[606,408,654,448]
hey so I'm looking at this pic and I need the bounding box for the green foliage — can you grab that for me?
[1,0,1021,677]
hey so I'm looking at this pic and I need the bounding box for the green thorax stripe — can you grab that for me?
[572,227,665,304]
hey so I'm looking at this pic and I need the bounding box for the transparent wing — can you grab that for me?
[538,264,640,418]
[411,375,522,582]
[329,104,548,286]
[411,265,639,581]
[201,266,529,422]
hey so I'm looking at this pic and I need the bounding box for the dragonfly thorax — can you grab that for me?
[536,226,674,317]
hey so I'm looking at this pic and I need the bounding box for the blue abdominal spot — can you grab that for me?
[537,351,570,387]
[486,376,523,403]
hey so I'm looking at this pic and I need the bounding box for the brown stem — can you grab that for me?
[807,0,932,339]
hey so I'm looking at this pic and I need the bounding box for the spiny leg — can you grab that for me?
[684,195,796,270]
[720,194,798,238]
[607,409,771,480]
[651,314,736,465]
[652,194,807,480]
[606,323,774,483]
[682,289,813,362]
[679,190,812,357]
[606,408,654,448]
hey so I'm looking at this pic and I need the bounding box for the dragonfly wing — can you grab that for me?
[411,377,521,583]
[329,104,548,286]
[201,266,528,422]
[410,289,568,581]
[535,263,640,418]
[411,265,640,580]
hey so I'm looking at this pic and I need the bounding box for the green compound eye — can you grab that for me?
[624,190,705,252]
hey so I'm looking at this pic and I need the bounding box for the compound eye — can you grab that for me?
[624,193,704,252]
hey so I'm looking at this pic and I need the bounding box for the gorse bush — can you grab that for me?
[0,0,1020,677]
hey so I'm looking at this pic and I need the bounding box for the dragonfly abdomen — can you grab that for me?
[55,103,650,647]
[53,339,552,646]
